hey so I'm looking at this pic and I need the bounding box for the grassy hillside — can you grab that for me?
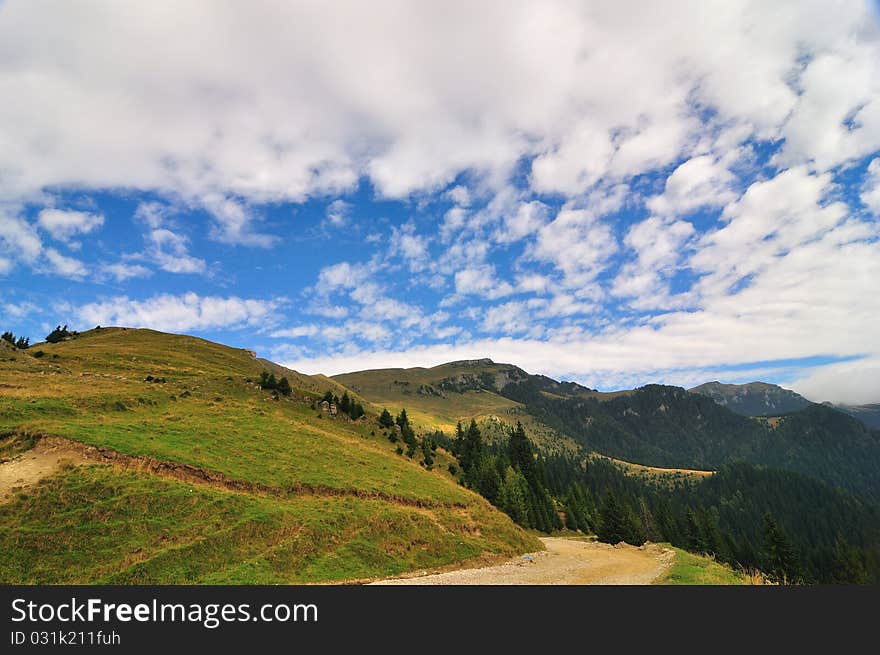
[0,328,539,583]
[333,360,580,455]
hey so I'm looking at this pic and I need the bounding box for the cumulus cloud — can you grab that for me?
[388,223,429,271]
[612,216,694,305]
[146,229,206,274]
[646,155,736,217]
[76,293,283,333]
[101,262,152,282]
[0,212,42,265]
[43,248,87,279]
[530,207,617,291]
[325,199,351,227]
[37,208,104,243]
[0,1,875,218]
[454,265,514,300]
[862,158,880,214]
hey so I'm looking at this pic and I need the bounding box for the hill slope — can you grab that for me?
[0,328,538,583]
[333,359,580,454]
[689,381,812,416]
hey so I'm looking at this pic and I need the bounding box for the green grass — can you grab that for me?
[655,546,749,585]
[333,363,580,454]
[0,465,537,584]
[0,328,540,583]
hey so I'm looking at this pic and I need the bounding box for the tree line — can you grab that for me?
[1,331,29,349]
[322,389,365,420]
[376,409,877,584]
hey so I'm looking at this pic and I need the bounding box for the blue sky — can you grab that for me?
[1,1,879,403]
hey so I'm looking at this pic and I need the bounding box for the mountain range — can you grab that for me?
[2,328,879,584]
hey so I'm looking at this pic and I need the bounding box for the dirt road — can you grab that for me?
[0,438,86,501]
[373,537,674,585]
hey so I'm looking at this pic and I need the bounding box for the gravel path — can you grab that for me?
[373,537,675,585]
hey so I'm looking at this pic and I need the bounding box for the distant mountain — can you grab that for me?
[338,362,880,502]
[689,381,812,416]
[827,403,880,430]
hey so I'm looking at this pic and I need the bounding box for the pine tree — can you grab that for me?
[459,419,483,476]
[508,421,538,487]
[761,514,801,583]
[277,377,292,396]
[597,491,628,545]
[378,408,394,429]
[339,391,351,414]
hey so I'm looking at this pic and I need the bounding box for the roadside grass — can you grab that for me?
[655,546,751,585]
[0,465,539,584]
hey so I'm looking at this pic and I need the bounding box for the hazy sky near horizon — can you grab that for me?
[1,1,879,403]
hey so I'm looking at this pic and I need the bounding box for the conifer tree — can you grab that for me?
[378,408,394,429]
[761,514,801,583]
[277,377,292,396]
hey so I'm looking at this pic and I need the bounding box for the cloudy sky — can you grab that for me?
[1,1,879,403]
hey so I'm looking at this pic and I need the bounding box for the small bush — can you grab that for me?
[33,351,45,358]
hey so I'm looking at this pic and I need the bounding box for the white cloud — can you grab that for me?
[530,207,617,290]
[101,262,152,282]
[775,48,880,171]
[270,324,319,339]
[76,293,282,333]
[316,261,372,291]
[691,167,848,299]
[3,300,41,318]
[134,202,170,229]
[37,208,104,242]
[44,248,87,279]
[146,228,206,274]
[389,223,429,271]
[862,158,880,214]
[0,1,874,214]
[493,201,548,244]
[0,212,42,264]
[446,185,471,206]
[612,216,694,304]
[325,199,351,227]
[454,265,514,300]
[647,155,736,217]
[791,357,880,405]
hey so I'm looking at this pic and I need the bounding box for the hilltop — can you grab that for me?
[0,328,538,583]
[689,381,812,416]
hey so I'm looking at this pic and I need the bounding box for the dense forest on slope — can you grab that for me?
[689,381,812,416]
[418,415,880,583]
[499,382,880,502]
